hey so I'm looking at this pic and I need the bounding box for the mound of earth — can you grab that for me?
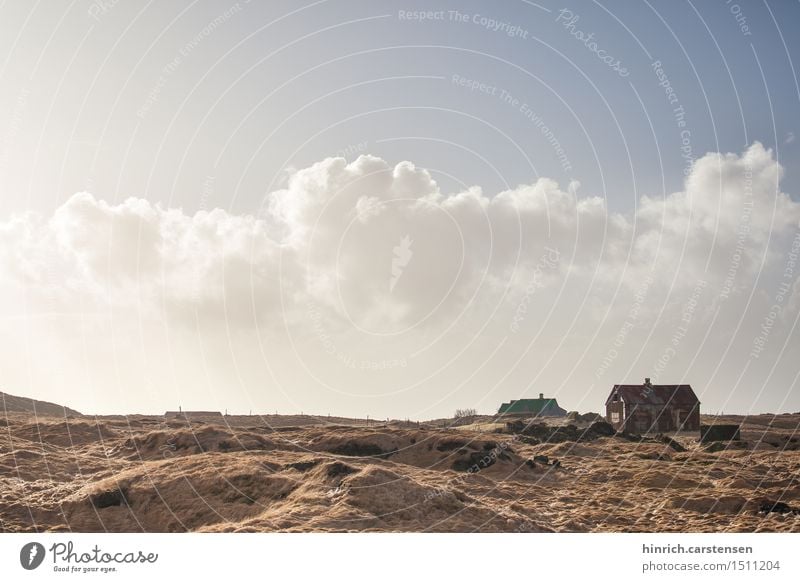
[1,391,82,417]
[1,412,799,532]
[505,420,616,443]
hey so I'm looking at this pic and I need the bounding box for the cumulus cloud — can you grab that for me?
[1,192,290,327]
[2,142,797,330]
[1,142,799,415]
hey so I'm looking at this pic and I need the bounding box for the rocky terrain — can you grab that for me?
[1,394,799,532]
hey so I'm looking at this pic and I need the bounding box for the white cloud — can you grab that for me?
[1,143,799,416]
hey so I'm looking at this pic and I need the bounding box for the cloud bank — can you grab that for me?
[1,143,799,416]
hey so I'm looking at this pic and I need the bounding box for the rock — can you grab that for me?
[660,435,686,452]
[759,500,795,514]
[588,421,615,437]
[90,488,128,509]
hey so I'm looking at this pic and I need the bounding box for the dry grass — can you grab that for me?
[1,412,799,532]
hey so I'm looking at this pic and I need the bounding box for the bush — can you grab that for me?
[454,408,477,419]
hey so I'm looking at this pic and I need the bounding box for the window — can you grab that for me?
[611,412,620,423]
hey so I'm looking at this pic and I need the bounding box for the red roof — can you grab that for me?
[605,383,699,407]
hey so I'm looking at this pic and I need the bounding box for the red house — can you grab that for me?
[605,378,700,434]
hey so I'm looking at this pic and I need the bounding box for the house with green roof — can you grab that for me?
[497,393,566,417]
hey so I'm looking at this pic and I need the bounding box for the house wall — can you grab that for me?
[626,404,700,433]
[606,401,625,430]
[683,406,701,431]
[606,402,700,433]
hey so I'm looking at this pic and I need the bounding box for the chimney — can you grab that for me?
[539,393,544,400]
[644,378,651,387]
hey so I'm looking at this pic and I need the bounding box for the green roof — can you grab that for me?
[498,398,559,415]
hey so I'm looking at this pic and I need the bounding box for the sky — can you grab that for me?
[1,0,799,418]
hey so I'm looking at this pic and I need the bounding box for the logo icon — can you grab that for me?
[19,542,45,570]
[20,542,46,570]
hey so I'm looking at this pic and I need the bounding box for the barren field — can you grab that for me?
[1,405,799,532]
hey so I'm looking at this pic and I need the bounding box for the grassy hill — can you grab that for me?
[0,390,82,417]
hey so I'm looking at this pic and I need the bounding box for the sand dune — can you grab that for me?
[1,409,799,532]
[1,391,82,418]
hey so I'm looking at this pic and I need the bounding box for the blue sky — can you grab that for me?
[1,1,800,417]
[2,0,799,215]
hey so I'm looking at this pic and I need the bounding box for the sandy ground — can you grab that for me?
[1,411,799,532]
